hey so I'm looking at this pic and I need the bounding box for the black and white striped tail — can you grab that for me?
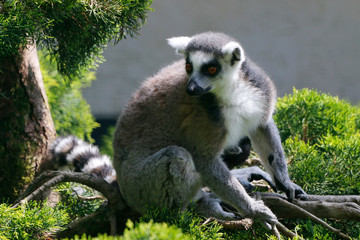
[49,135,118,187]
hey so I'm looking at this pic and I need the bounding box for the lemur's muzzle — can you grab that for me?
[186,77,211,96]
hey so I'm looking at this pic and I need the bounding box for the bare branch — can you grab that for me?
[257,193,360,221]
[305,194,360,205]
[13,170,127,212]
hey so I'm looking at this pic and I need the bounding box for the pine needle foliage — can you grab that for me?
[63,220,191,240]
[0,201,69,240]
[139,206,224,240]
[274,88,360,195]
[0,0,153,78]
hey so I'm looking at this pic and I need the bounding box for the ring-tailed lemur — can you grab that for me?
[50,32,305,229]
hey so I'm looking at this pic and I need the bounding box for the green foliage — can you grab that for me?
[286,219,360,240]
[99,126,116,156]
[0,0,153,78]
[63,220,190,240]
[140,206,224,240]
[286,134,360,195]
[56,182,104,220]
[121,220,191,240]
[275,88,360,145]
[222,221,276,240]
[40,50,99,141]
[274,88,360,239]
[275,88,360,195]
[0,201,69,240]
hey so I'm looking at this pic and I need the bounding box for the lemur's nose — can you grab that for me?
[186,78,211,96]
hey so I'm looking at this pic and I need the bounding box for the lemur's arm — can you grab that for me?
[249,118,306,200]
[198,158,278,227]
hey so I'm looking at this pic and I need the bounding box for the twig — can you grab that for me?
[276,221,299,239]
[77,195,106,201]
[201,217,254,231]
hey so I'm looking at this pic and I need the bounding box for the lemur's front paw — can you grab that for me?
[194,192,237,220]
[276,180,306,201]
[248,200,278,229]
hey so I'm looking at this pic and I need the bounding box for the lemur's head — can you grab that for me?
[168,32,245,96]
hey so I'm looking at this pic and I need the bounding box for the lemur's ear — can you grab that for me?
[222,41,245,66]
[167,36,192,55]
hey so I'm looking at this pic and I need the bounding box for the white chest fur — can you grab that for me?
[216,80,267,148]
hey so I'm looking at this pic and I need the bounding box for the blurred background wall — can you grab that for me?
[83,0,360,136]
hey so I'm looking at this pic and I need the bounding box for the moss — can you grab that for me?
[0,65,37,201]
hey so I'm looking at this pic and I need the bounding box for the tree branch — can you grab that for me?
[258,193,355,239]
[14,170,127,212]
[257,192,360,221]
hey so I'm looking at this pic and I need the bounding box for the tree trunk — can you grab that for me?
[0,44,56,201]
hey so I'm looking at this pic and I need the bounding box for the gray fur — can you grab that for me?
[186,32,236,57]
[50,32,305,227]
[113,32,306,228]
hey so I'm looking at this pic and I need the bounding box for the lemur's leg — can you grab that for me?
[193,166,277,220]
[118,146,202,214]
[118,146,240,220]
[249,118,306,200]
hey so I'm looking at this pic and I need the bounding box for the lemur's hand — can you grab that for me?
[248,200,278,230]
[276,180,307,201]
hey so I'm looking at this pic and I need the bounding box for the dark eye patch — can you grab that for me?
[201,59,221,77]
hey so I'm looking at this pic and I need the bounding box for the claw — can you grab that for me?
[263,221,272,230]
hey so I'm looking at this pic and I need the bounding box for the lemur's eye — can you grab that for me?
[208,66,217,75]
[185,63,192,73]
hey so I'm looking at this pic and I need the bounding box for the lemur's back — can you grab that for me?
[113,60,226,164]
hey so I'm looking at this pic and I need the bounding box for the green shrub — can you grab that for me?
[274,88,360,239]
[40,50,99,142]
[0,201,69,240]
[140,206,223,240]
[275,88,360,196]
[275,88,360,145]
[63,220,190,240]
[121,220,191,240]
